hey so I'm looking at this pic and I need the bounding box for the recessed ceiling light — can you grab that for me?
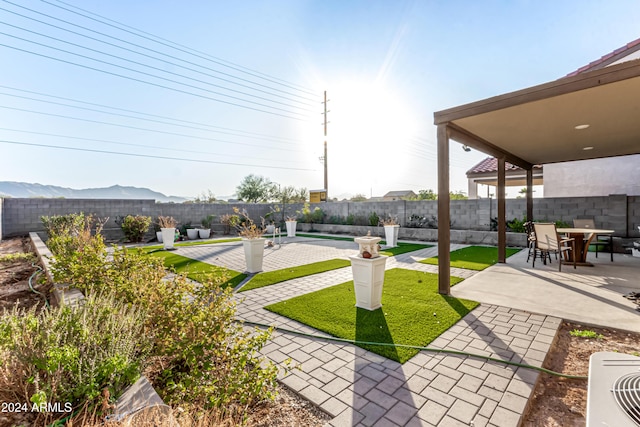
[583,146,594,150]
[575,124,590,130]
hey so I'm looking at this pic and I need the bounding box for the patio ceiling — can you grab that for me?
[434,58,640,166]
[432,58,640,295]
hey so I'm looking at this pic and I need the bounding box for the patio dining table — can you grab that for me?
[557,227,614,266]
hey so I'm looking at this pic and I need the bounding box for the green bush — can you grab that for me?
[120,215,152,242]
[46,215,282,414]
[368,212,380,226]
[41,213,86,238]
[0,293,150,415]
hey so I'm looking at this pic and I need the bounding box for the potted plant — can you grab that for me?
[234,207,266,273]
[158,216,177,250]
[182,221,198,240]
[285,216,297,238]
[381,215,400,247]
[199,214,215,239]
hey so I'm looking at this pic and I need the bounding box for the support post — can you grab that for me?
[497,157,506,263]
[437,125,450,295]
[526,168,533,222]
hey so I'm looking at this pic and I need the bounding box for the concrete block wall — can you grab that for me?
[1,195,639,239]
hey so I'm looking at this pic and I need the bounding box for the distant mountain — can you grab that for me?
[0,181,188,203]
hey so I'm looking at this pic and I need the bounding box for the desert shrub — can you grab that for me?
[346,214,355,225]
[220,214,240,234]
[120,215,152,242]
[353,215,368,226]
[327,215,344,225]
[298,203,324,224]
[42,213,106,259]
[368,212,380,226]
[41,213,86,238]
[0,293,150,417]
[506,217,526,233]
[46,221,282,415]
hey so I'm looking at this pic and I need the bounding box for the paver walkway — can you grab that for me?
[171,235,560,426]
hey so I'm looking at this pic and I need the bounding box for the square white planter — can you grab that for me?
[350,255,387,311]
[286,221,297,237]
[198,229,210,239]
[186,228,199,240]
[243,238,265,273]
[384,225,400,247]
[632,248,640,258]
[161,228,175,250]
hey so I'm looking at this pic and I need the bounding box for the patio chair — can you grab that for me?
[524,221,550,264]
[532,223,576,272]
[572,219,613,261]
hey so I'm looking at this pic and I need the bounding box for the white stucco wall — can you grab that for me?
[544,154,640,197]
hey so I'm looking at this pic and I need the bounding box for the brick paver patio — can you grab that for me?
[169,234,560,426]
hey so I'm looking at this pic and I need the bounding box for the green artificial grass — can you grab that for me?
[296,233,431,257]
[144,237,241,250]
[379,243,433,257]
[420,245,521,271]
[145,250,246,288]
[265,268,477,363]
[240,259,351,292]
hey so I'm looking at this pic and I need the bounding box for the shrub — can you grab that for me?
[368,212,380,226]
[42,214,106,258]
[220,214,240,234]
[506,217,526,233]
[0,293,150,418]
[346,214,355,225]
[41,213,86,238]
[120,215,151,242]
[327,215,344,225]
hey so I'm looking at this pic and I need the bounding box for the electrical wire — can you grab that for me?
[0,90,305,147]
[0,85,305,144]
[0,139,318,171]
[0,21,317,113]
[0,32,313,119]
[0,105,306,153]
[2,2,317,102]
[242,320,588,380]
[42,0,317,96]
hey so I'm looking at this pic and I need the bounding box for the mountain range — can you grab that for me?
[0,181,188,203]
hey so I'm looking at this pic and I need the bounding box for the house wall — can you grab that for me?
[544,155,640,197]
[2,195,639,239]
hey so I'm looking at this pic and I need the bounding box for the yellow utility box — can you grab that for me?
[309,189,327,203]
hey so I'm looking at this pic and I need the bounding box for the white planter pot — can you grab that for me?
[384,225,400,247]
[350,255,387,310]
[242,238,265,273]
[161,228,175,250]
[198,229,210,239]
[186,228,198,240]
[286,221,297,237]
[156,231,163,243]
[266,224,275,234]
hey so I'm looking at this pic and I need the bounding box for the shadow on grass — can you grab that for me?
[355,307,400,362]
[444,293,476,318]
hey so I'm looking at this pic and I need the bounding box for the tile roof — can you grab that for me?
[565,37,640,77]
[383,190,416,197]
[466,157,542,175]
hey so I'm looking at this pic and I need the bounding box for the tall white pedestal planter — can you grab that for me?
[286,221,297,237]
[350,235,386,310]
[161,228,175,250]
[350,256,387,310]
[384,225,400,247]
[242,238,265,273]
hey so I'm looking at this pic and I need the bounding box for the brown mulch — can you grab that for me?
[523,321,640,426]
[0,237,48,312]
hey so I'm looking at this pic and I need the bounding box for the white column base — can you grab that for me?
[350,255,387,311]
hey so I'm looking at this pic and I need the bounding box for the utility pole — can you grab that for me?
[321,90,329,201]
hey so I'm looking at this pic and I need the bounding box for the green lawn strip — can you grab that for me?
[420,245,521,271]
[144,237,241,250]
[379,243,433,257]
[239,259,351,292]
[295,233,432,257]
[145,250,246,288]
[265,268,477,363]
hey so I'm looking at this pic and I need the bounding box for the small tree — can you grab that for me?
[236,174,275,203]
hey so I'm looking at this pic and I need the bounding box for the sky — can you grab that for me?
[1,0,639,200]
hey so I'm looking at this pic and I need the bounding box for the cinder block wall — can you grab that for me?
[1,196,639,239]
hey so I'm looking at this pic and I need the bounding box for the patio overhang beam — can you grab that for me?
[447,123,533,170]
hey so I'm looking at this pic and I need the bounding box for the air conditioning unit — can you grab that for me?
[587,352,640,426]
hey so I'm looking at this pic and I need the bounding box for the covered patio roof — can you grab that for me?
[433,58,640,294]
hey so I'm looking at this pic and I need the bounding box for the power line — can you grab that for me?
[0,41,309,121]
[0,85,305,144]
[43,0,317,96]
[0,32,313,119]
[2,2,317,102]
[0,105,306,153]
[0,17,317,110]
[0,139,318,171]
[0,90,304,148]
[0,127,299,164]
